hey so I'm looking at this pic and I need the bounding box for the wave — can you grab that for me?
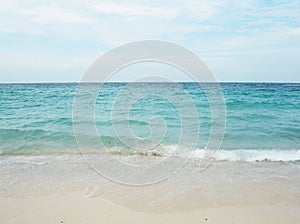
[106,147,300,162]
[193,149,300,162]
[1,144,299,162]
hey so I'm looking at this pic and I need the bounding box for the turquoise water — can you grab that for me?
[0,82,299,160]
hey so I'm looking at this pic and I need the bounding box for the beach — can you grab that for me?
[1,195,299,224]
[1,154,300,223]
[0,82,299,223]
[1,155,300,223]
[1,0,300,222]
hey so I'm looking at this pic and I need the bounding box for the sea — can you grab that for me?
[1,82,299,161]
[1,82,300,210]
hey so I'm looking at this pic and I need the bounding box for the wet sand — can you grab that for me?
[1,155,300,223]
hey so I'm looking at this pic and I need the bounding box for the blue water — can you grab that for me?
[0,82,299,158]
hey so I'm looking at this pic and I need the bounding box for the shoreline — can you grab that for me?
[1,154,299,223]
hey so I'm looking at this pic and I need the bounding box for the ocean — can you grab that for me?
[1,82,300,210]
[0,82,299,161]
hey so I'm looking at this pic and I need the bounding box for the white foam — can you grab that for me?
[1,148,299,163]
[192,149,300,162]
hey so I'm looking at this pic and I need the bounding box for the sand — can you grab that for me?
[1,155,300,223]
[1,193,299,224]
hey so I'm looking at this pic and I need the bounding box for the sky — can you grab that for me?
[0,0,299,82]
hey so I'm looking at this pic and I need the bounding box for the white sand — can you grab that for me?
[1,193,299,224]
[1,155,300,223]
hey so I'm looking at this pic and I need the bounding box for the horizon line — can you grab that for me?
[1,81,300,84]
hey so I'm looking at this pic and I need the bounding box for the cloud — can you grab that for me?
[0,51,98,69]
[89,2,178,19]
[0,0,299,82]
[0,1,96,24]
[20,6,96,24]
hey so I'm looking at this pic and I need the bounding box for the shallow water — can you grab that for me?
[1,154,299,212]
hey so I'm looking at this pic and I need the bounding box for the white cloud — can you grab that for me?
[20,6,96,24]
[0,1,96,24]
[180,0,223,20]
[287,27,300,35]
[89,2,178,19]
[0,0,299,82]
[0,51,98,69]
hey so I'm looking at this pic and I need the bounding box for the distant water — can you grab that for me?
[0,82,299,161]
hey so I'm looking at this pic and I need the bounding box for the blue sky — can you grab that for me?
[0,0,299,82]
